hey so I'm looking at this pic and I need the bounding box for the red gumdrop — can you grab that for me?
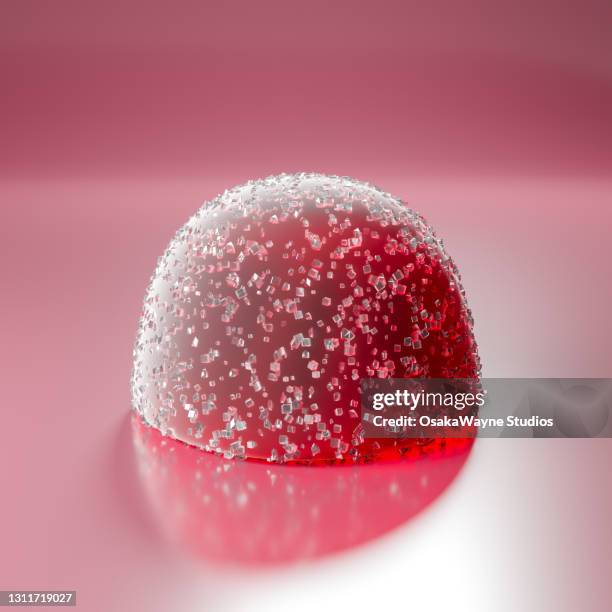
[131,173,480,464]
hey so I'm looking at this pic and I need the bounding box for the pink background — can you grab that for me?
[1,1,611,611]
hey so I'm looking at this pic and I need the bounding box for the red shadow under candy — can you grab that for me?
[131,414,473,565]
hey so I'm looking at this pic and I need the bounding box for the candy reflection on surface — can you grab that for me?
[132,415,473,564]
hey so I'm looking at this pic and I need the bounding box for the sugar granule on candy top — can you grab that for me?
[131,173,480,464]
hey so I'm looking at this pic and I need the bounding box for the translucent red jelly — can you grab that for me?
[131,174,480,463]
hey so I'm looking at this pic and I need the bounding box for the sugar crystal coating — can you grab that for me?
[131,173,480,463]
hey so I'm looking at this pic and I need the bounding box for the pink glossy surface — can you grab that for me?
[1,2,611,611]
[2,177,611,611]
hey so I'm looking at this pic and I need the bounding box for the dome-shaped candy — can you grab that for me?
[131,174,479,463]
